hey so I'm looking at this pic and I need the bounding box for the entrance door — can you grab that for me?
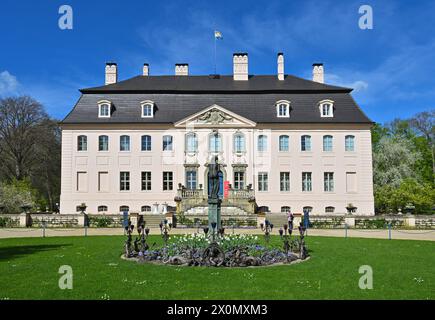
[208,170,224,198]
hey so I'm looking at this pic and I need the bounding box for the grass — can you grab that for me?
[0,235,433,300]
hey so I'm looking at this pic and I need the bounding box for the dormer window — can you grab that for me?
[276,100,290,118]
[141,101,154,118]
[319,99,334,117]
[98,100,111,118]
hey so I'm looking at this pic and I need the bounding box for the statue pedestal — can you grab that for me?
[208,198,222,230]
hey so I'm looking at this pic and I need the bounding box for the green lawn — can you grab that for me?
[0,235,433,300]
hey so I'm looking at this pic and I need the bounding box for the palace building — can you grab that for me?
[60,53,375,217]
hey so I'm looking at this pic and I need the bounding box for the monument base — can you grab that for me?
[208,198,222,230]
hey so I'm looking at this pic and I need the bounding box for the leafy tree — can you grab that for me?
[0,179,37,213]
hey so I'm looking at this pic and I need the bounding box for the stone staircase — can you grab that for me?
[141,214,166,227]
[266,213,289,228]
[185,206,249,216]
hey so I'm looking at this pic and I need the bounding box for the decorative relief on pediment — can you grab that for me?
[197,108,234,125]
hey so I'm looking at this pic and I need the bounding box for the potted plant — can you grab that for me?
[346,203,357,215]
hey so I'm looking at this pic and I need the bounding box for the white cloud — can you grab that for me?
[0,71,19,96]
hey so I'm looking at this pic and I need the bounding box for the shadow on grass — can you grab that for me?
[0,244,72,261]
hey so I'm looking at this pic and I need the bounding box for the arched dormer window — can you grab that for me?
[185,132,198,153]
[98,100,111,118]
[319,99,334,117]
[141,100,154,118]
[276,100,290,118]
[233,132,245,153]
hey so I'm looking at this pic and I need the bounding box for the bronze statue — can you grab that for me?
[208,155,220,199]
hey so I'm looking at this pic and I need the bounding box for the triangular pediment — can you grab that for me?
[174,104,256,128]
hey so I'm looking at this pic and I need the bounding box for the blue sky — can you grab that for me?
[0,0,434,123]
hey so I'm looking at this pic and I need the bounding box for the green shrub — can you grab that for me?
[88,216,114,228]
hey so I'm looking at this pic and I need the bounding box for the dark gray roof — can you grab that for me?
[80,75,352,94]
[62,92,372,124]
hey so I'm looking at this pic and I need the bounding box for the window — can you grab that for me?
[186,170,197,189]
[120,172,130,191]
[163,171,173,191]
[234,171,245,189]
[279,135,289,152]
[319,100,334,117]
[98,172,109,192]
[77,135,87,151]
[276,101,290,118]
[324,172,334,192]
[98,102,111,118]
[141,171,151,191]
[345,135,355,151]
[76,172,88,192]
[141,205,151,212]
[258,135,267,152]
[141,101,154,118]
[301,135,311,151]
[281,206,291,213]
[98,205,108,212]
[346,172,357,193]
[258,172,268,191]
[120,205,129,213]
[280,172,290,191]
[303,206,313,213]
[120,135,130,151]
[141,135,152,151]
[209,133,222,152]
[99,135,109,151]
[233,132,245,153]
[325,206,335,213]
[302,172,312,191]
[163,135,173,151]
[185,133,198,153]
[323,135,333,152]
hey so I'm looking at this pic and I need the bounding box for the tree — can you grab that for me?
[0,179,37,213]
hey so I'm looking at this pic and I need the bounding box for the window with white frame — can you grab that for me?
[98,205,108,212]
[319,100,334,117]
[234,171,245,190]
[281,206,291,213]
[233,132,245,153]
[209,133,222,153]
[258,135,267,152]
[185,132,198,153]
[302,172,312,191]
[258,172,268,191]
[141,135,152,151]
[301,135,311,151]
[280,172,290,191]
[163,171,173,190]
[141,205,151,212]
[77,135,87,151]
[345,135,355,151]
[185,170,197,189]
[120,172,130,191]
[98,102,111,118]
[323,135,333,152]
[120,135,130,151]
[120,205,129,212]
[141,171,151,191]
[99,135,109,151]
[276,101,290,118]
[324,172,334,192]
[141,101,154,118]
[163,135,173,151]
[325,206,335,213]
[279,135,289,151]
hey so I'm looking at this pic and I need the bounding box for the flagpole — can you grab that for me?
[214,31,217,74]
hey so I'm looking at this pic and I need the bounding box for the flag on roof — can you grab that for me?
[214,30,223,39]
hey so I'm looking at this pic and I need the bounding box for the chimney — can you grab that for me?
[277,53,284,80]
[233,53,248,80]
[143,63,149,76]
[175,64,188,76]
[105,62,117,85]
[312,63,324,83]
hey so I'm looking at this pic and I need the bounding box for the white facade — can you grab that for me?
[60,106,374,215]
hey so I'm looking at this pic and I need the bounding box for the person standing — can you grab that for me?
[287,208,294,230]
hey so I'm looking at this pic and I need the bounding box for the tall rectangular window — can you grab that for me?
[258,135,267,152]
[120,135,130,151]
[346,172,357,193]
[279,135,289,152]
[280,172,290,191]
[120,172,130,191]
[302,172,312,191]
[258,172,268,191]
[301,135,311,151]
[324,172,334,192]
[323,135,333,152]
[163,135,173,151]
[345,135,355,151]
[76,172,88,192]
[77,135,87,151]
[234,171,245,189]
[141,171,151,191]
[163,171,173,190]
[186,171,197,189]
[98,172,109,192]
[99,135,109,151]
[141,135,152,151]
